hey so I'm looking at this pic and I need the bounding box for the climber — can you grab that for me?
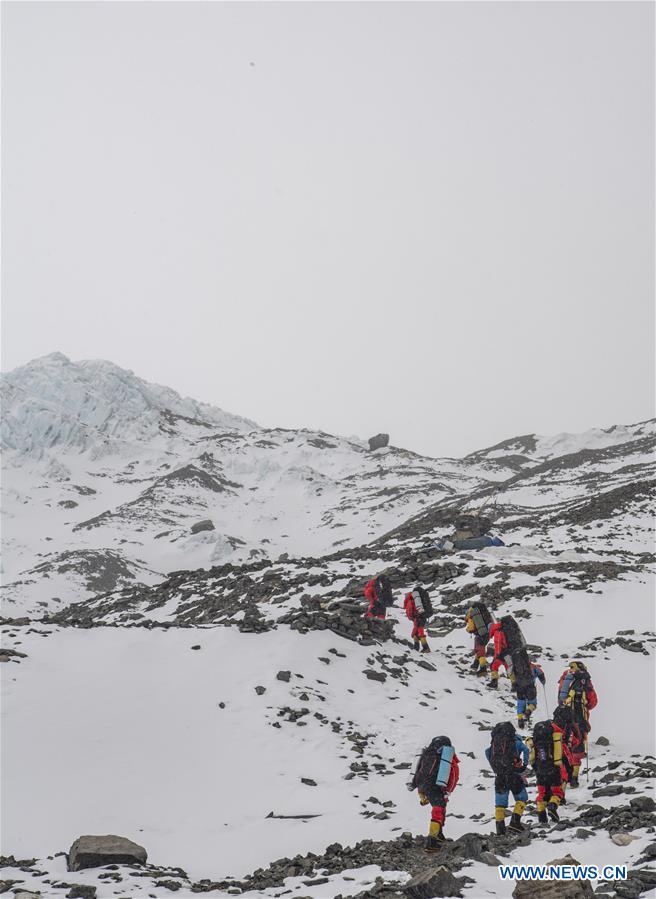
[516,660,545,729]
[552,705,582,797]
[364,574,393,620]
[464,602,493,676]
[485,721,530,835]
[489,615,526,691]
[557,661,598,787]
[404,587,432,653]
[529,717,566,824]
[489,621,509,688]
[408,735,460,850]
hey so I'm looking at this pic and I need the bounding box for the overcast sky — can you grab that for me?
[2,2,653,457]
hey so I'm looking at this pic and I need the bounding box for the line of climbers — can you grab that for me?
[362,577,599,849]
[364,574,433,653]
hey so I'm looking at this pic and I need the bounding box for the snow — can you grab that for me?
[1,355,655,898]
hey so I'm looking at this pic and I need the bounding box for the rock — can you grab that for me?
[404,865,465,898]
[592,785,624,798]
[611,832,639,846]
[301,778,317,786]
[595,736,610,746]
[479,851,502,865]
[513,855,595,897]
[630,796,656,813]
[67,887,97,899]
[190,519,215,535]
[276,670,291,682]
[67,835,147,872]
[368,433,390,452]
[254,686,266,695]
[364,669,387,682]
[190,645,201,650]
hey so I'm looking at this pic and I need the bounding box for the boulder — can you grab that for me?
[190,519,215,535]
[67,887,97,898]
[512,855,594,898]
[67,835,147,872]
[404,865,465,898]
[368,433,390,451]
[629,796,656,813]
[611,832,639,847]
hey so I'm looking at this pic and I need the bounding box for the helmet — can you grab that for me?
[430,735,452,749]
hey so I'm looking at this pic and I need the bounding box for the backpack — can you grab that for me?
[415,737,454,793]
[413,586,433,618]
[559,669,591,703]
[468,602,494,639]
[500,615,526,652]
[374,575,394,608]
[568,671,592,727]
[511,647,534,690]
[532,720,555,771]
[489,722,518,774]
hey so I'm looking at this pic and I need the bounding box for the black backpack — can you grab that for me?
[414,736,452,793]
[511,647,534,690]
[532,720,554,771]
[413,586,433,618]
[374,575,394,608]
[500,615,526,652]
[489,722,518,774]
[569,671,592,729]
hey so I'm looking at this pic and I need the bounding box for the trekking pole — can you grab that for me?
[585,737,589,784]
[541,682,549,714]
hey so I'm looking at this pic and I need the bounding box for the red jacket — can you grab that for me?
[364,578,377,603]
[490,622,508,659]
[447,754,460,793]
[404,592,418,621]
[365,578,385,618]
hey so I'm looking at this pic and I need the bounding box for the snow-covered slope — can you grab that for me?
[2,354,510,617]
[1,355,655,899]
[1,352,257,452]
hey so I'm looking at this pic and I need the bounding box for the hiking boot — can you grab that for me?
[470,658,480,673]
[495,820,506,836]
[517,718,525,730]
[547,803,560,823]
[537,810,548,825]
[488,679,498,690]
[420,644,431,654]
[560,793,567,806]
[413,642,421,652]
[508,813,525,833]
[424,832,445,851]
[569,776,579,788]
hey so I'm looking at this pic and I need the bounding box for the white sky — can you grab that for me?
[2,1,654,457]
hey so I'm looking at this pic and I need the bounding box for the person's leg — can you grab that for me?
[426,793,447,849]
[494,785,510,835]
[508,777,528,832]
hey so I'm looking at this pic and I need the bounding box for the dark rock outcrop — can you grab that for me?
[369,434,390,451]
[67,835,147,872]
